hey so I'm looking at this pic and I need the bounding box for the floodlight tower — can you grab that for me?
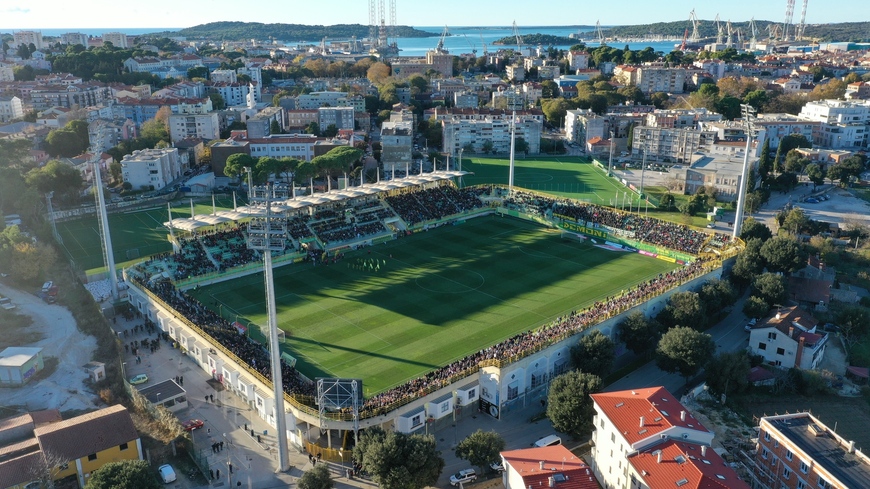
[508,111,517,194]
[733,104,756,239]
[245,171,290,472]
[93,159,119,299]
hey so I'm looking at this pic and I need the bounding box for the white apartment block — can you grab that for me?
[209,83,254,107]
[631,126,715,164]
[246,134,321,161]
[61,32,89,46]
[614,64,687,94]
[751,114,819,151]
[168,112,220,143]
[210,69,237,84]
[318,106,355,131]
[102,32,129,48]
[442,117,542,155]
[12,31,43,50]
[590,387,727,489]
[236,66,262,103]
[506,65,525,82]
[0,64,13,82]
[295,91,352,110]
[121,148,182,191]
[381,121,413,170]
[246,106,284,139]
[569,50,589,70]
[0,96,24,122]
[798,99,870,149]
[453,91,479,109]
[565,109,606,143]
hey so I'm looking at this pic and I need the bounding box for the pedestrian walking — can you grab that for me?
[207,428,211,435]
[220,441,224,450]
[210,469,214,480]
[179,376,183,386]
[210,394,214,402]
[205,395,209,403]
[228,462,233,474]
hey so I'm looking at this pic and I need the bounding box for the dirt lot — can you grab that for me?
[0,281,100,413]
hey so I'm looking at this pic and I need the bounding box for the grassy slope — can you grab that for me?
[192,216,676,396]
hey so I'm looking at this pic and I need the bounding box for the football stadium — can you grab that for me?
[106,158,739,454]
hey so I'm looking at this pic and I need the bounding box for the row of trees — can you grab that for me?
[224,146,364,190]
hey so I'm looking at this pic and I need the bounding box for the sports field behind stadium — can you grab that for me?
[189,216,677,397]
[460,156,644,207]
[57,198,236,272]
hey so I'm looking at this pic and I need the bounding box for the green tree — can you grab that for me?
[297,464,334,489]
[455,430,506,473]
[740,217,772,242]
[752,273,788,307]
[663,291,704,329]
[805,163,825,188]
[546,370,601,436]
[270,120,283,135]
[626,122,636,150]
[209,92,226,110]
[541,98,570,127]
[732,238,765,286]
[24,160,83,204]
[780,207,809,235]
[304,122,321,136]
[757,138,772,180]
[698,279,737,318]
[224,153,255,180]
[481,139,494,154]
[705,351,750,398]
[784,150,809,174]
[834,305,870,350]
[45,128,88,158]
[13,64,36,81]
[353,426,444,489]
[84,460,161,489]
[570,330,615,377]
[826,156,864,186]
[140,118,169,146]
[778,134,812,154]
[760,236,804,273]
[0,139,35,170]
[323,123,339,138]
[655,327,715,385]
[743,296,770,320]
[187,66,209,79]
[743,89,769,111]
[619,311,662,357]
[514,137,530,155]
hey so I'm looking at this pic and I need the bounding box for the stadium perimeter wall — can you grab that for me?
[123,254,722,446]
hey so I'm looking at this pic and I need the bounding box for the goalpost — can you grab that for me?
[560,230,587,243]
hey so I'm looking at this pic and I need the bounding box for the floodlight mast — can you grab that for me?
[733,104,756,239]
[245,172,290,472]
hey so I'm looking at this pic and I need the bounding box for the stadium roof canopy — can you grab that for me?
[163,170,469,232]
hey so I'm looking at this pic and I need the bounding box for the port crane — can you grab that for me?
[689,9,701,43]
[715,14,723,45]
[436,26,449,52]
[512,21,524,54]
[796,0,809,40]
[595,20,606,46]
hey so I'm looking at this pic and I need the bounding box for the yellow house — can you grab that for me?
[0,404,143,489]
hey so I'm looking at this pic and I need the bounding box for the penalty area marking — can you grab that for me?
[415,269,486,294]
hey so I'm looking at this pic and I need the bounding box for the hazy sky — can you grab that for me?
[1,0,865,30]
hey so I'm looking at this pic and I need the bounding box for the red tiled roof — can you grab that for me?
[748,366,776,383]
[628,440,750,489]
[502,446,599,489]
[591,387,708,445]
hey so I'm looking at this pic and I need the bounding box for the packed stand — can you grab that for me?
[200,227,259,271]
[385,185,484,225]
[163,236,216,279]
[141,279,315,397]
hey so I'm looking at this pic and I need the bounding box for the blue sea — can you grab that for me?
[16,26,680,56]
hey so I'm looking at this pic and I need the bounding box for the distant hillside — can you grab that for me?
[492,33,576,46]
[589,20,870,43]
[158,22,437,42]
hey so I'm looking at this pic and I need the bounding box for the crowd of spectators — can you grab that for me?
[201,228,259,271]
[504,192,709,254]
[385,185,484,225]
[143,279,315,397]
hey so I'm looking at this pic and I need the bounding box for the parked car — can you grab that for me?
[182,419,204,431]
[158,464,177,483]
[805,198,819,203]
[490,461,505,472]
[744,318,758,332]
[823,323,839,332]
[450,468,477,486]
[129,374,148,385]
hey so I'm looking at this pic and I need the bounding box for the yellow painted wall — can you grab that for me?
[78,441,142,476]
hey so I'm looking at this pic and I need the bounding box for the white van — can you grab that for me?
[532,434,562,447]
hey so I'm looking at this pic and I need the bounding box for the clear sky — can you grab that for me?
[1,0,865,30]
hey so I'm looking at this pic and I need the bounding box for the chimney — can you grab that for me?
[776,311,782,320]
[701,445,707,456]
[789,326,795,338]
[849,440,856,453]
[680,410,686,422]
[795,336,806,368]
[540,461,545,470]
[640,416,645,427]
[657,451,663,463]
[548,477,555,488]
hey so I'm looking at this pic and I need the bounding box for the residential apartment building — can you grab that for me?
[426,50,454,78]
[590,387,749,489]
[747,306,828,370]
[381,121,414,171]
[60,32,89,46]
[29,83,112,111]
[295,91,351,110]
[102,32,129,48]
[755,412,870,489]
[751,114,820,150]
[285,109,319,130]
[168,111,220,143]
[670,154,756,201]
[12,31,43,50]
[441,116,542,155]
[506,65,526,82]
[566,109,606,144]
[246,106,284,139]
[568,50,590,70]
[318,106,355,131]
[454,91,479,109]
[121,148,182,191]
[614,64,687,94]
[208,82,255,107]
[798,99,870,149]
[0,405,143,489]
[0,64,13,82]
[426,107,545,125]
[0,96,24,122]
[631,126,714,164]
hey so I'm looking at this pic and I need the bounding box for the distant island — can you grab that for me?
[492,33,577,46]
[149,22,437,42]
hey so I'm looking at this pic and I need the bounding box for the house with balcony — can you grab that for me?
[747,306,828,370]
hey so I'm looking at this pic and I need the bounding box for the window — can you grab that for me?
[777,347,786,356]
[87,453,97,461]
[797,480,806,489]
[763,431,771,441]
[762,448,769,459]
[818,476,830,488]
[800,461,809,473]
[786,450,793,461]
[119,443,128,451]
[411,414,422,427]
[783,468,791,479]
[467,388,476,399]
[759,343,767,350]
[440,402,450,413]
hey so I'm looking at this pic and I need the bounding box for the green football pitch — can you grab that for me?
[188,216,677,397]
[56,198,236,272]
[459,156,644,207]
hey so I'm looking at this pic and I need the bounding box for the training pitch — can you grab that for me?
[56,198,236,272]
[189,216,677,396]
[460,156,644,206]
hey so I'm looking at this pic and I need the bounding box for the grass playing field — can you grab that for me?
[188,216,677,397]
[459,156,645,207]
[56,198,237,272]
